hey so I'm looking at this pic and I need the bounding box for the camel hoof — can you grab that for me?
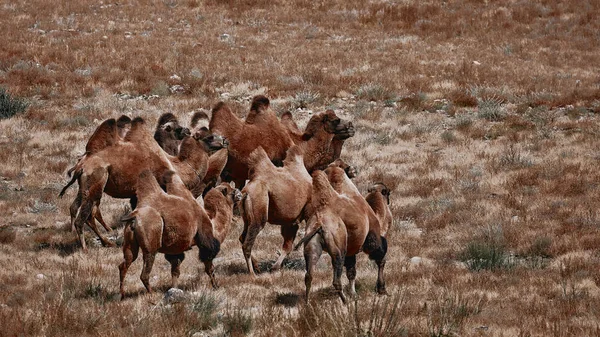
[377,288,388,296]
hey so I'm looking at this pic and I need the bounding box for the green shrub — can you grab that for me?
[0,87,29,119]
[460,225,513,271]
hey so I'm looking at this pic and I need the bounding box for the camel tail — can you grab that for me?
[293,225,323,251]
[59,168,83,198]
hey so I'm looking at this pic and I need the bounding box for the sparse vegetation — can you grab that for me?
[1,0,600,335]
[0,87,28,119]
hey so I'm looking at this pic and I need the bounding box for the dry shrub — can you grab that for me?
[426,289,485,337]
[0,226,17,244]
[296,294,409,337]
[404,177,444,198]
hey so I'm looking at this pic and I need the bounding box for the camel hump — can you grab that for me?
[124,117,149,143]
[191,110,209,129]
[85,118,118,154]
[311,170,337,209]
[250,95,270,113]
[157,113,178,127]
[116,115,131,128]
[209,102,242,136]
[247,146,270,170]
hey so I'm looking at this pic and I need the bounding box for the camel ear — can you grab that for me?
[229,181,236,189]
[163,124,173,132]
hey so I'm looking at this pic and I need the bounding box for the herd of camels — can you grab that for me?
[59,95,392,303]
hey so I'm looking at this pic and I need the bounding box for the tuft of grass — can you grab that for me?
[189,291,220,330]
[427,290,485,337]
[440,130,456,144]
[222,308,253,337]
[356,83,394,101]
[0,87,29,119]
[477,97,505,121]
[460,225,514,271]
[291,90,320,109]
[498,145,533,170]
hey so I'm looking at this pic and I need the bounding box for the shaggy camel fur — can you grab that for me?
[239,145,312,275]
[365,183,392,238]
[190,110,230,195]
[298,168,388,303]
[280,110,355,172]
[60,117,226,251]
[204,182,243,243]
[118,170,225,299]
[238,145,357,275]
[210,96,354,187]
[153,113,191,156]
[209,95,294,187]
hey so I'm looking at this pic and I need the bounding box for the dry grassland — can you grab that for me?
[1,0,600,336]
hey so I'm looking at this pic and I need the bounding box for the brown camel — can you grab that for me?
[280,110,355,172]
[209,96,294,187]
[153,113,191,156]
[297,168,388,303]
[239,145,312,275]
[210,96,355,187]
[118,170,225,299]
[190,110,230,195]
[238,145,357,275]
[365,183,393,238]
[60,117,226,251]
[204,182,243,244]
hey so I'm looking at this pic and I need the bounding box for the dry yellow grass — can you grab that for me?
[1,0,600,336]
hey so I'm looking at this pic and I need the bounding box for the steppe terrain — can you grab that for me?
[1,1,600,336]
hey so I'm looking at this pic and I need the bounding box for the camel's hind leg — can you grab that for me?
[140,253,156,293]
[119,224,140,300]
[303,235,323,303]
[86,210,115,247]
[73,167,109,252]
[271,223,300,272]
[69,192,82,233]
[239,189,268,276]
[165,253,185,289]
[133,207,163,294]
[93,205,112,233]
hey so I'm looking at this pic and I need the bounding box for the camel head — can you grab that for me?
[328,158,358,179]
[250,95,270,113]
[215,181,243,205]
[192,127,228,152]
[302,110,355,141]
[368,183,391,205]
[157,113,191,140]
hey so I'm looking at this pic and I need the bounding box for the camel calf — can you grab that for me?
[119,170,235,299]
[299,168,388,303]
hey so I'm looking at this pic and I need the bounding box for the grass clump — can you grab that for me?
[0,87,29,119]
[356,83,394,101]
[427,290,485,337]
[460,225,514,271]
[477,97,505,121]
[291,90,320,109]
[222,308,253,337]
